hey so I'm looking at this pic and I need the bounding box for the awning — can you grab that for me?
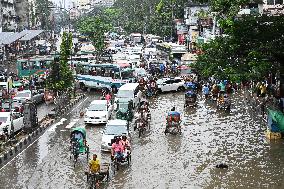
[0,32,26,45]
[19,30,44,41]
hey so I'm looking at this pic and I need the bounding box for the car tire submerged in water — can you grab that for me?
[177,86,185,92]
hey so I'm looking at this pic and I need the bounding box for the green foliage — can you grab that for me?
[109,0,187,37]
[46,32,74,92]
[193,15,284,82]
[35,0,54,30]
[78,16,109,58]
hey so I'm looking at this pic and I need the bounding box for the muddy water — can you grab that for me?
[0,92,283,189]
[107,92,284,189]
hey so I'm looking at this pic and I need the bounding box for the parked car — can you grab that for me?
[0,112,24,137]
[14,90,44,104]
[84,100,113,125]
[157,77,185,92]
[101,119,129,152]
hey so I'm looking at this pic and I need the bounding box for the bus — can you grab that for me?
[76,63,134,91]
[16,55,56,78]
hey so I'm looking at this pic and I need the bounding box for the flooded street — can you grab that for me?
[0,92,283,189]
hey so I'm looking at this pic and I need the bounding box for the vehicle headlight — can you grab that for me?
[85,115,89,118]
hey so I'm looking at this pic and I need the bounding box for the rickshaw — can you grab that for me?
[165,111,181,135]
[116,99,134,122]
[110,136,131,172]
[70,127,90,167]
[217,94,231,110]
[86,162,110,189]
[184,91,197,108]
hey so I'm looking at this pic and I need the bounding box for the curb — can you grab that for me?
[0,94,85,168]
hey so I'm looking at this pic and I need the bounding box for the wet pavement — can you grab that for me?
[0,91,284,189]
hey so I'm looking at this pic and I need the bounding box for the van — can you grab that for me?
[115,83,142,108]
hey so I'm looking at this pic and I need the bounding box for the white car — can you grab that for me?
[157,77,185,92]
[0,112,24,136]
[14,90,44,104]
[101,119,129,152]
[84,100,113,125]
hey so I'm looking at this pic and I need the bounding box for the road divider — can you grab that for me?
[0,93,86,169]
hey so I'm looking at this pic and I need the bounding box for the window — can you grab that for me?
[21,62,28,70]
[165,80,172,85]
[267,0,274,5]
[117,90,133,98]
[88,104,107,111]
[40,60,46,69]
[267,0,283,5]
[173,79,182,83]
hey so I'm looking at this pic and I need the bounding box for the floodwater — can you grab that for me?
[0,92,283,189]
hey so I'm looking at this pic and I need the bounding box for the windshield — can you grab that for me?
[2,102,19,109]
[118,103,128,110]
[117,90,133,98]
[121,70,134,79]
[0,117,8,123]
[105,125,127,135]
[88,103,107,111]
[15,92,30,98]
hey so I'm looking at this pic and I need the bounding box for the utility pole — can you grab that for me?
[0,4,3,32]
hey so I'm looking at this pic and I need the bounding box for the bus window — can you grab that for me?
[40,60,46,69]
[46,61,51,67]
[34,61,41,69]
[21,62,28,70]
[29,61,36,69]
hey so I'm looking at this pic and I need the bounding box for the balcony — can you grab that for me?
[238,8,260,15]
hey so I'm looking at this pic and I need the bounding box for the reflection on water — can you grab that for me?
[0,92,283,189]
[107,92,284,189]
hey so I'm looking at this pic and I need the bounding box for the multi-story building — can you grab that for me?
[263,0,284,14]
[0,0,17,32]
[15,0,29,31]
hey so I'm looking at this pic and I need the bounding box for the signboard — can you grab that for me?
[191,31,199,43]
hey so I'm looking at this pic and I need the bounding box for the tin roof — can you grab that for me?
[19,30,44,41]
[0,32,25,45]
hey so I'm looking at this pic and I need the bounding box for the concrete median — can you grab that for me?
[0,93,86,168]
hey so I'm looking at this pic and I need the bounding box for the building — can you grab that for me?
[184,1,212,50]
[263,0,284,14]
[238,0,264,15]
[15,0,29,31]
[0,0,17,32]
[90,0,115,7]
[238,0,284,15]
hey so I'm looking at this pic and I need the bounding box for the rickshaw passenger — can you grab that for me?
[111,138,124,159]
[202,85,209,96]
[121,136,131,149]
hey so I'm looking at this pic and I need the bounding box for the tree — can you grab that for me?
[78,16,110,60]
[46,32,74,93]
[35,0,53,30]
[194,15,284,82]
